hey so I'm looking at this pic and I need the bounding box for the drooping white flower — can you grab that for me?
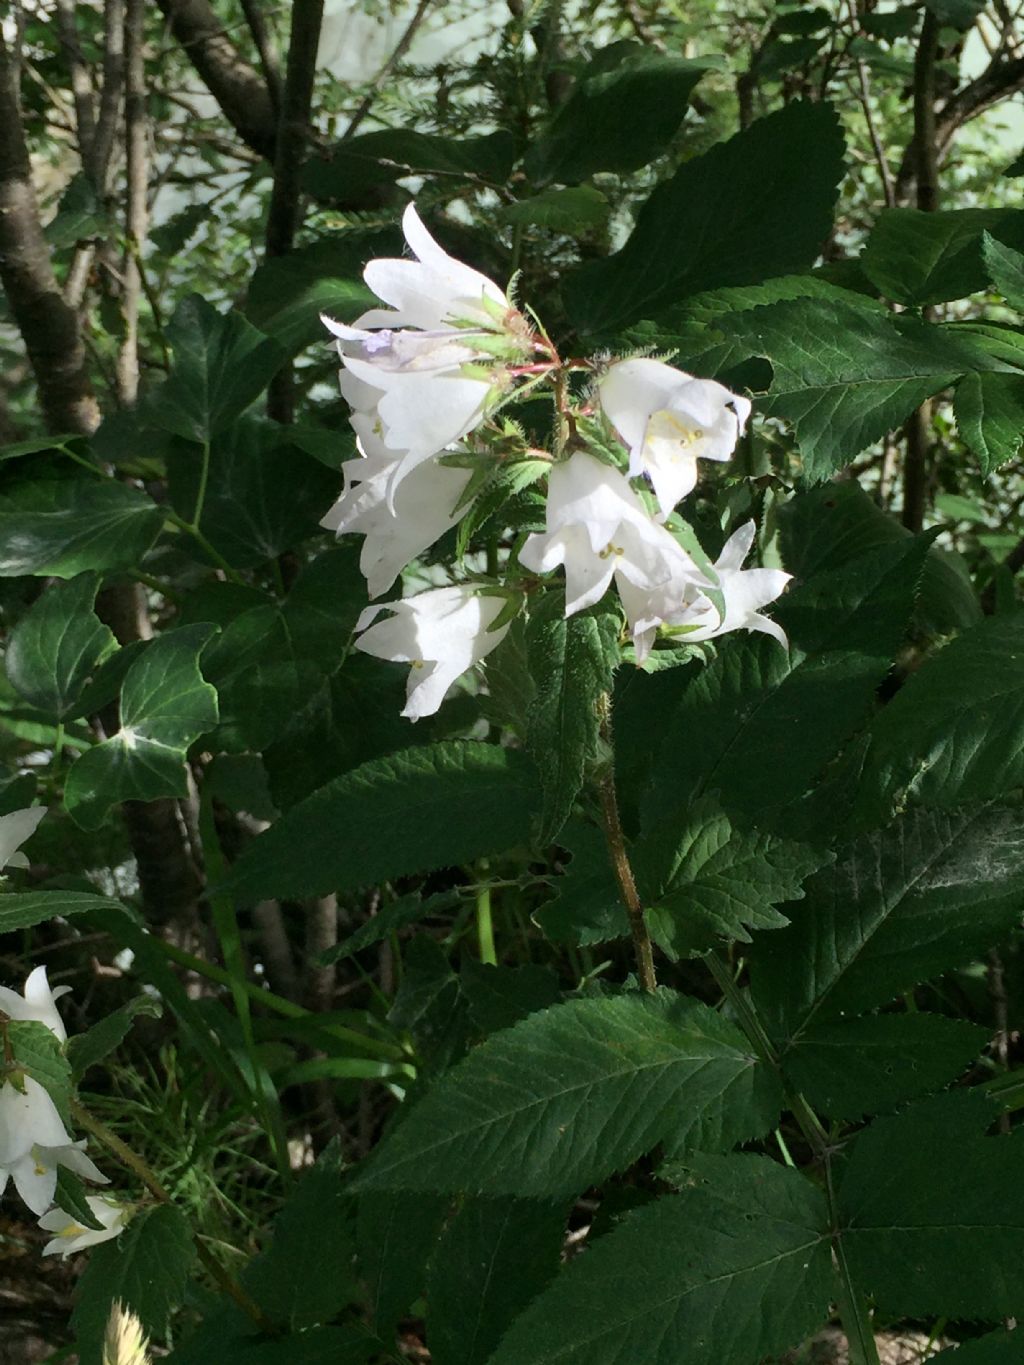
[638,521,792,655]
[599,358,751,518]
[518,451,708,620]
[0,966,72,1042]
[39,1193,131,1258]
[0,1074,110,1215]
[320,450,472,599]
[0,806,45,872]
[323,204,530,488]
[354,585,511,721]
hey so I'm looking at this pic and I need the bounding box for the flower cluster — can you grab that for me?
[320,203,790,718]
[0,810,131,1256]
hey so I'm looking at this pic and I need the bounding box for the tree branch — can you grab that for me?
[264,0,324,423]
[156,0,278,159]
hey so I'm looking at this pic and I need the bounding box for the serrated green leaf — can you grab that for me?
[427,1198,565,1365]
[169,1324,381,1365]
[67,995,162,1080]
[64,624,219,831]
[839,1092,1024,1318]
[750,804,1024,1035]
[640,536,927,837]
[246,1145,359,1330]
[855,612,1024,819]
[781,1012,988,1119]
[72,1205,196,1361]
[500,187,609,231]
[525,54,709,184]
[983,231,1024,310]
[0,891,131,933]
[739,298,968,478]
[351,992,781,1196]
[636,796,828,958]
[527,595,621,842]
[222,742,540,902]
[6,1019,72,1124]
[6,573,116,717]
[955,370,1024,475]
[461,959,562,1034]
[923,0,986,27]
[565,101,845,334]
[861,208,1024,307]
[489,1154,831,1365]
[0,478,162,578]
[145,295,284,444]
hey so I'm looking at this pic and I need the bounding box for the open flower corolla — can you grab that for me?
[39,1193,131,1258]
[354,585,510,721]
[599,358,751,518]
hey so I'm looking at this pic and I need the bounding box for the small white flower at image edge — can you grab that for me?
[39,1193,133,1258]
[0,805,46,873]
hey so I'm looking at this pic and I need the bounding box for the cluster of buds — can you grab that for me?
[0,810,132,1257]
[320,204,790,719]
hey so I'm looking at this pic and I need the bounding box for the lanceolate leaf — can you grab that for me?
[855,611,1024,819]
[350,992,781,1197]
[426,1198,565,1365]
[781,1013,988,1119]
[357,1192,448,1336]
[488,1155,831,1365]
[0,478,162,578]
[749,803,1024,1037]
[0,891,131,934]
[6,572,116,717]
[222,742,540,902]
[7,1020,72,1124]
[527,594,621,842]
[565,101,845,334]
[64,624,220,830]
[637,795,827,958]
[839,1092,1024,1319]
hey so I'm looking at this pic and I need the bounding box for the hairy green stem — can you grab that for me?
[596,699,657,992]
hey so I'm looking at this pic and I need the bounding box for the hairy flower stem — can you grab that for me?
[596,700,657,993]
[71,1100,279,1337]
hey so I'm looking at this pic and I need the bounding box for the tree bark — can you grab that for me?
[156,0,279,159]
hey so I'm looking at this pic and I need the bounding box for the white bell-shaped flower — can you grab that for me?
[323,204,530,486]
[320,449,472,599]
[0,965,72,1043]
[355,585,511,721]
[0,806,45,872]
[599,358,751,518]
[0,1075,108,1215]
[39,1193,131,1258]
[636,521,791,656]
[518,451,707,618]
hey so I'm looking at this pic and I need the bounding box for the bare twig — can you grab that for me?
[343,0,434,140]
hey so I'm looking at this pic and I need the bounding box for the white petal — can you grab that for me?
[0,1079,72,1165]
[11,1150,57,1216]
[0,807,45,872]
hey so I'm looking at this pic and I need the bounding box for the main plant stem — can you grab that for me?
[596,698,657,993]
[705,953,881,1365]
